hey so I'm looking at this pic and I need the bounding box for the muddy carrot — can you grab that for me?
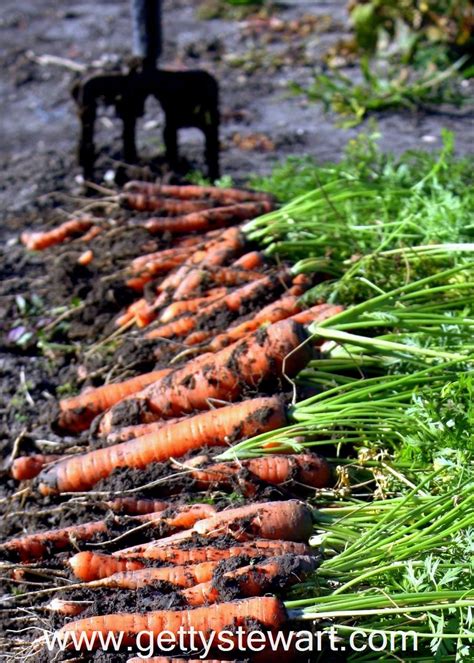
[69,551,145,582]
[11,454,61,481]
[126,255,190,291]
[56,596,287,650]
[126,501,314,554]
[182,453,332,495]
[159,290,227,324]
[208,294,303,352]
[38,396,287,494]
[231,250,265,270]
[120,193,213,214]
[77,249,93,266]
[172,266,263,301]
[21,218,94,251]
[291,302,344,325]
[57,368,171,433]
[104,419,185,443]
[144,202,274,235]
[182,555,317,606]
[118,539,312,563]
[82,560,221,590]
[182,330,213,346]
[46,599,88,617]
[0,520,109,562]
[142,319,311,418]
[104,498,170,515]
[123,181,275,204]
[156,227,246,294]
[81,225,103,243]
[146,273,292,341]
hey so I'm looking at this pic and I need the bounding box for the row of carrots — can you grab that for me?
[8,182,341,660]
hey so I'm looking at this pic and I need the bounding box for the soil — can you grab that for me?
[1,0,473,661]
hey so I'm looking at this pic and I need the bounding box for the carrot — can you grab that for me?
[77,249,93,266]
[123,181,275,205]
[135,288,227,330]
[156,227,246,294]
[0,520,108,562]
[188,500,313,543]
[104,419,185,443]
[81,224,103,243]
[38,396,286,494]
[208,294,303,352]
[11,454,61,481]
[82,560,221,590]
[126,256,190,291]
[69,551,145,582]
[104,497,170,515]
[146,273,292,341]
[130,246,198,275]
[291,302,344,325]
[172,265,263,301]
[159,290,227,324]
[57,368,171,433]
[182,329,214,346]
[182,554,317,606]
[124,501,314,554]
[231,250,265,270]
[180,453,332,495]
[46,599,88,617]
[144,202,274,235]
[21,218,94,251]
[120,193,213,214]
[57,596,287,650]
[141,319,311,418]
[118,539,312,563]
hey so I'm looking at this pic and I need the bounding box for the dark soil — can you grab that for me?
[1,1,473,661]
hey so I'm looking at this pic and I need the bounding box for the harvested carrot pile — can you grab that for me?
[3,139,474,662]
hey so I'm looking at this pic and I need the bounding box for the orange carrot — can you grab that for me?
[156,227,246,295]
[159,290,227,324]
[208,294,303,352]
[0,520,109,562]
[144,202,274,235]
[57,369,171,433]
[82,560,221,590]
[124,501,313,555]
[123,181,275,205]
[142,319,311,418]
[1,505,215,562]
[145,273,292,341]
[104,497,170,515]
[57,596,287,650]
[231,250,265,270]
[11,454,61,481]
[104,419,185,443]
[172,266,263,301]
[46,599,88,617]
[182,330,213,346]
[126,255,190,291]
[182,554,317,606]
[81,224,103,243]
[291,302,344,325]
[77,249,93,266]
[69,551,145,582]
[118,539,312,563]
[38,396,287,494]
[179,453,332,495]
[21,218,94,251]
[120,193,213,214]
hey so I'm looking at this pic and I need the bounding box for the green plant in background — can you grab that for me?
[292,0,473,124]
[293,54,469,127]
[348,0,474,60]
